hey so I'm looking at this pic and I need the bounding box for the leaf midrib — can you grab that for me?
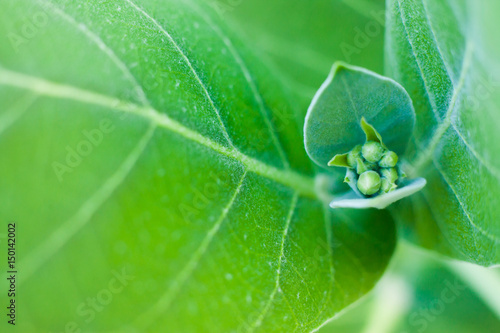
[0,67,317,198]
[44,0,292,171]
[184,0,291,169]
[123,0,236,149]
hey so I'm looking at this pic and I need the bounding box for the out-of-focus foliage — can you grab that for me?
[318,243,500,333]
[225,0,386,110]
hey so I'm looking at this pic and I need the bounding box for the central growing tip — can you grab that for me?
[344,141,402,196]
[328,117,405,198]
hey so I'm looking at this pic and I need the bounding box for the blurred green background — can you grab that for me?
[319,242,500,333]
[225,0,386,111]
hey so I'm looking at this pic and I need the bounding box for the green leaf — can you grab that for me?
[304,62,415,168]
[386,0,500,266]
[0,0,396,331]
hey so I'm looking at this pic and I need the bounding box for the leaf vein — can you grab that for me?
[416,192,473,259]
[341,75,360,122]
[248,192,299,331]
[186,0,290,168]
[137,170,248,328]
[18,124,156,285]
[412,41,473,172]
[41,0,150,106]
[432,161,500,243]
[420,0,460,85]
[0,68,317,198]
[124,0,235,148]
[395,0,440,120]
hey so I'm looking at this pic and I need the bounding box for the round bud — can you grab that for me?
[380,178,397,194]
[362,141,385,163]
[380,168,398,183]
[379,151,399,168]
[357,170,381,196]
[347,145,362,168]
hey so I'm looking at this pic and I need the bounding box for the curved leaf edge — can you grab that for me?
[330,177,427,209]
[304,61,416,169]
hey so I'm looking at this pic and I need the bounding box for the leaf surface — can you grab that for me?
[0,0,395,331]
[386,0,500,265]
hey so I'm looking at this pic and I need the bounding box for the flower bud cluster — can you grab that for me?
[346,141,401,196]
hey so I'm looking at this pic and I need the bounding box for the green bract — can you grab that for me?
[305,63,427,210]
[347,144,362,168]
[304,62,416,167]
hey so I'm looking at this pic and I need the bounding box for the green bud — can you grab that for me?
[379,151,399,168]
[380,168,398,183]
[357,170,381,196]
[347,145,362,168]
[380,177,397,194]
[362,141,385,163]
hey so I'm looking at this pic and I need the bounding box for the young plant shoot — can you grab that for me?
[304,63,426,209]
[328,118,403,197]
